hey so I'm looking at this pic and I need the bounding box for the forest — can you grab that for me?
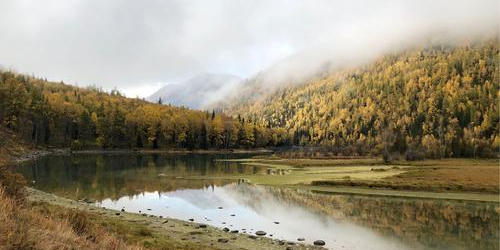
[228,39,499,159]
[0,39,498,159]
[0,72,289,150]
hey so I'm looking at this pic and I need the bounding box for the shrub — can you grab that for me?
[421,134,443,158]
[70,140,83,150]
[0,166,26,201]
[96,136,106,149]
[405,149,425,161]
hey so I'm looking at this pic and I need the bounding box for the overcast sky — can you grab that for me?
[0,0,498,97]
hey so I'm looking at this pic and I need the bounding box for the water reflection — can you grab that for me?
[268,187,499,250]
[15,154,500,250]
[98,183,499,250]
[15,153,266,200]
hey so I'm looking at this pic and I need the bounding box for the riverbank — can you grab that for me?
[59,148,272,155]
[26,187,324,250]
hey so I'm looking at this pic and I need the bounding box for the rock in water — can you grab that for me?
[313,240,326,246]
[297,237,305,241]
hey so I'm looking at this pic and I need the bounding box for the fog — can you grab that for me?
[0,0,497,98]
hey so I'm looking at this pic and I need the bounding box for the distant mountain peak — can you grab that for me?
[148,72,242,109]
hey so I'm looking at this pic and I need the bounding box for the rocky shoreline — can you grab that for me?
[26,187,328,250]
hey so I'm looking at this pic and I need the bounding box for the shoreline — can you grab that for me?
[26,187,324,250]
[69,148,273,154]
[19,148,272,157]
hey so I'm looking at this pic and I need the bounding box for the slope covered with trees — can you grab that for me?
[228,39,499,158]
[0,73,288,149]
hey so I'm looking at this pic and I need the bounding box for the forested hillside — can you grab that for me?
[228,39,499,158]
[0,73,288,149]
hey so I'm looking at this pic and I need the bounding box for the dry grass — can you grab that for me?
[383,163,499,193]
[312,159,499,193]
[235,157,500,194]
[28,201,219,250]
[0,186,142,250]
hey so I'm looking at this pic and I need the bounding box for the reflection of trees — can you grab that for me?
[17,154,265,200]
[266,187,499,250]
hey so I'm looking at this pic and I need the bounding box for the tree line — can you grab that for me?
[0,72,289,149]
[228,39,499,158]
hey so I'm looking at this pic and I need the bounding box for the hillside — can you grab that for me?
[0,72,287,150]
[0,126,35,165]
[148,73,242,109]
[226,39,499,158]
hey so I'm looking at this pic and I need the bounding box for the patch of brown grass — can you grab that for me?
[27,199,221,250]
[312,163,500,194]
[0,166,27,201]
[0,186,142,250]
[384,164,500,193]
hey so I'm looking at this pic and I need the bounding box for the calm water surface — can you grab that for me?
[15,153,499,250]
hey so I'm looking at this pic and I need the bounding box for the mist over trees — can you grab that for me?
[229,39,499,158]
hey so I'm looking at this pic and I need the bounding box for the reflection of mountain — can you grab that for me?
[16,154,266,201]
[165,187,228,210]
[263,187,499,250]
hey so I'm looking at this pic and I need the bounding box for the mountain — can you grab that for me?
[148,73,242,109]
[224,38,499,158]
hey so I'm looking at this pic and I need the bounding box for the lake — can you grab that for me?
[15,153,499,250]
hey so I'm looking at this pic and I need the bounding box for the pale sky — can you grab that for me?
[0,0,498,97]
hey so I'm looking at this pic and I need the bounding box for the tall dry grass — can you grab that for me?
[0,186,142,250]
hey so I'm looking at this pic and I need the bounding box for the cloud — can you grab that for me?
[0,0,498,97]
